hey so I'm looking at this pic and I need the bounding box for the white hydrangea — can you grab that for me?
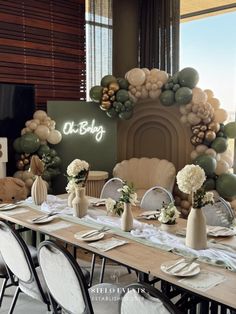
[158,204,179,224]
[66,180,76,193]
[176,164,206,194]
[105,198,116,214]
[129,192,138,205]
[202,191,214,204]
[67,159,89,177]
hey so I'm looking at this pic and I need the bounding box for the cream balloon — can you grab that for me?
[22,170,34,181]
[156,70,168,84]
[214,108,228,123]
[140,86,148,99]
[215,160,229,176]
[192,88,207,105]
[205,148,217,158]
[25,120,32,127]
[149,89,161,99]
[127,68,146,86]
[220,154,233,168]
[190,150,199,160]
[187,112,201,125]
[25,178,34,188]
[230,199,236,211]
[179,105,187,115]
[196,144,208,154]
[29,121,38,130]
[149,68,160,78]
[208,98,220,110]
[33,110,48,121]
[35,125,50,140]
[204,89,214,99]
[142,68,150,76]
[47,130,62,144]
[180,115,188,124]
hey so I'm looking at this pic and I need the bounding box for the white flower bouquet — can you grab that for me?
[158,203,179,225]
[66,159,89,190]
[105,198,124,216]
[118,182,138,205]
[176,164,214,208]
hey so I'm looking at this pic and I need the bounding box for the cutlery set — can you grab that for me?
[81,226,110,239]
[32,211,60,222]
[165,257,198,273]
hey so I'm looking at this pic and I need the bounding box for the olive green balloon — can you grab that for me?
[13,137,23,153]
[89,85,103,103]
[193,154,216,176]
[160,90,175,106]
[42,170,51,182]
[216,173,236,199]
[203,178,216,191]
[51,156,61,168]
[224,122,236,138]
[106,108,118,118]
[211,137,228,153]
[37,144,50,157]
[116,89,129,102]
[50,149,57,157]
[124,100,134,112]
[117,77,129,90]
[47,167,60,178]
[20,133,40,154]
[101,75,117,87]
[119,110,133,120]
[175,87,192,105]
[178,67,199,88]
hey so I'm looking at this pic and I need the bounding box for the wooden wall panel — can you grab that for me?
[0,0,86,110]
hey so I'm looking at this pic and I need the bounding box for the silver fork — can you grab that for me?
[32,211,59,222]
[81,226,110,239]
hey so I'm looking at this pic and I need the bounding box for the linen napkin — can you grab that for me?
[88,237,128,252]
[162,258,200,276]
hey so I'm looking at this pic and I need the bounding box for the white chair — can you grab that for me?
[0,221,51,313]
[140,186,174,211]
[202,196,235,227]
[100,177,123,201]
[113,157,176,200]
[120,283,181,314]
[38,239,123,314]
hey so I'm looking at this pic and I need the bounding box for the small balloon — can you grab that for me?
[33,110,48,121]
[101,75,117,87]
[47,130,62,145]
[205,130,216,142]
[109,82,120,92]
[89,86,103,102]
[224,122,236,138]
[160,90,175,106]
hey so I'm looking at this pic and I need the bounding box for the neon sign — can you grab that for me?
[63,119,106,142]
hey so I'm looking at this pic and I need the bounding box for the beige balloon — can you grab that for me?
[192,87,207,105]
[33,110,48,121]
[196,144,208,153]
[127,68,146,86]
[190,150,199,160]
[204,89,214,99]
[35,125,50,140]
[214,108,228,123]
[220,154,233,168]
[13,170,24,180]
[180,115,188,124]
[187,112,201,125]
[208,98,220,110]
[141,68,150,76]
[47,130,62,144]
[149,89,161,99]
[205,148,217,158]
[29,121,38,130]
[25,178,34,188]
[22,170,34,181]
[156,70,168,84]
[215,160,229,175]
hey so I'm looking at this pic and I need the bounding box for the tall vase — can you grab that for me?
[67,191,75,207]
[31,175,47,205]
[121,203,133,232]
[186,207,207,250]
[72,187,88,218]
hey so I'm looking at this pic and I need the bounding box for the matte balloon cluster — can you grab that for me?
[12,110,62,194]
[89,75,134,120]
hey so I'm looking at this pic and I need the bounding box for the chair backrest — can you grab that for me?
[38,240,93,314]
[100,177,123,201]
[140,186,174,211]
[202,196,235,227]
[0,221,47,302]
[120,283,181,314]
[113,158,176,193]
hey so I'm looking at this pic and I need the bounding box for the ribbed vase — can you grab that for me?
[31,175,47,205]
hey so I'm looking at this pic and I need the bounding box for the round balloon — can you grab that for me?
[203,178,215,191]
[89,85,103,102]
[193,154,216,176]
[178,67,199,89]
[211,137,228,153]
[160,90,175,106]
[224,122,236,138]
[101,75,117,87]
[127,68,146,86]
[51,156,61,168]
[215,159,229,176]
[214,109,228,123]
[117,77,129,90]
[33,110,47,121]
[216,173,236,199]
[47,130,62,145]
[116,89,129,102]
[175,87,192,105]
[118,111,133,120]
[20,133,40,154]
[106,108,118,118]
[34,125,50,141]
[37,144,51,157]
[13,138,23,153]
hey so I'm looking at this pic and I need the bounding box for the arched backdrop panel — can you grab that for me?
[117,98,192,171]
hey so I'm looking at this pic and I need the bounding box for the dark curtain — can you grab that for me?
[139,0,180,74]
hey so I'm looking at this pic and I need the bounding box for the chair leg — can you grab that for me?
[8,286,21,314]
[48,293,58,314]
[89,254,96,287]
[99,257,106,283]
[0,277,8,307]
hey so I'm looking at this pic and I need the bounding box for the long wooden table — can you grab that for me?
[0,203,236,311]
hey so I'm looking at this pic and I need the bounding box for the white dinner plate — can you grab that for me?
[0,204,18,211]
[161,260,200,277]
[30,216,55,224]
[74,230,105,242]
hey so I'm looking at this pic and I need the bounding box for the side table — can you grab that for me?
[87,171,109,198]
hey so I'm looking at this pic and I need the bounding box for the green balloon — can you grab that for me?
[119,110,133,120]
[42,170,51,182]
[51,156,61,168]
[106,108,118,118]
[160,90,175,106]
[203,178,216,191]
[50,149,57,157]
[193,155,216,176]
[175,87,192,105]
[224,122,236,138]
[47,167,60,178]
[13,137,23,153]
[172,72,179,84]
[211,137,228,153]
[116,89,129,102]
[124,100,134,112]
[216,173,236,199]
[178,67,199,88]
[117,77,129,90]
[101,75,117,87]
[20,133,40,154]
[89,85,103,103]
[37,144,50,158]
[113,101,123,113]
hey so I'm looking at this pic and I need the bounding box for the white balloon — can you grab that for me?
[190,150,199,160]
[127,68,146,86]
[47,130,62,145]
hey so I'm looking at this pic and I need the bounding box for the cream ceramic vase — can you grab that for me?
[160,223,177,233]
[121,203,133,232]
[67,191,75,207]
[72,187,88,218]
[31,175,47,205]
[186,207,207,250]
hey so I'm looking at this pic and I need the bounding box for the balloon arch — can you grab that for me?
[90,67,236,213]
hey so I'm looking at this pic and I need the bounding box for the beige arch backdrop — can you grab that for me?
[117,98,192,171]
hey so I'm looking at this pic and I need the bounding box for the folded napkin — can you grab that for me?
[89,198,106,206]
[137,210,160,220]
[88,237,128,252]
[207,226,236,237]
[162,258,200,276]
